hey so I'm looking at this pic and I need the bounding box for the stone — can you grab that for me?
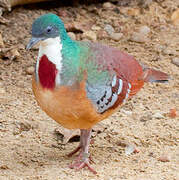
[139,26,151,35]
[67,32,76,40]
[10,48,20,60]
[130,32,148,43]
[125,144,139,155]
[140,0,153,8]
[152,112,164,119]
[171,9,179,25]
[163,48,176,55]
[0,33,4,47]
[127,8,140,16]
[120,109,132,116]
[168,108,177,118]
[82,31,97,41]
[0,81,6,96]
[103,2,113,9]
[91,25,101,31]
[154,44,166,53]
[97,30,108,40]
[171,57,179,67]
[158,155,170,162]
[104,24,115,35]
[0,87,5,94]
[58,9,68,18]
[118,0,131,6]
[26,66,34,75]
[110,32,123,41]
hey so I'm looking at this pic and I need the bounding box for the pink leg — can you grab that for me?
[67,145,81,157]
[68,129,97,174]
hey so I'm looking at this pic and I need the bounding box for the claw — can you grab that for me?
[74,161,97,174]
[69,152,97,174]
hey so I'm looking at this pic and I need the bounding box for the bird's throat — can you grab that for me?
[38,55,57,89]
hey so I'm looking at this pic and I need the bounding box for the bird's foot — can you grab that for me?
[69,151,97,174]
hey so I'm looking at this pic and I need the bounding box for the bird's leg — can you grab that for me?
[67,129,84,157]
[67,129,95,163]
[67,144,81,157]
[69,129,97,174]
[67,130,94,157]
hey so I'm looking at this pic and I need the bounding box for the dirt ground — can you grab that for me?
[0,0,178,179]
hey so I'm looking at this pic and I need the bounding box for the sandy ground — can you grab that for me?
[0,0,178,179]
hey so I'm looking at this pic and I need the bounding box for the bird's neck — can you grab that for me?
[38,36,63,72]
[36,36,81,88]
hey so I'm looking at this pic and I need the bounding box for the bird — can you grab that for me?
[26,13,170,174]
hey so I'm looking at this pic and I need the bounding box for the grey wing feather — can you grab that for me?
[86,77,119,113]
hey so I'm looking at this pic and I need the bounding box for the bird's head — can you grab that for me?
[26,13,67,50]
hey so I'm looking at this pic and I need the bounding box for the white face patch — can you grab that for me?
[36,36,62,84]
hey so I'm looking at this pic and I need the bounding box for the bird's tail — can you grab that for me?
[142,68,170,83]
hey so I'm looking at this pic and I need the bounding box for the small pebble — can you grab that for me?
[0,81,3,87]
[0,165,9,170]
[120,109,132,116]
[130,32,148,43]
[163,48,176,55]
[104,24,115,35]
[91,25,101,31]
[171,57,179,67]
[152,112,164,119]
[158,155,170,162]
[58,9,68,18]
[110,32,123,41]
[154,44,166,53]
[103,2,113,9]
[141,0,153,8]
[118,0,131,6]
[0,87,5,94]
[26,66,34,75]
[67,32,76,40]
[10,49,21,60]
[15,121,32,132]
[171,9,179,25]
[127,8,140,16]
[125,144,139,155]
[97,30,108,40]
[0,33,4,47]
[168,108,177,118]
[163,48,171,55]
[139,26,151,35]
[82,31,97,41]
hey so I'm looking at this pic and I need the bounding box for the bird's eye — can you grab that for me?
[46,26,52,33]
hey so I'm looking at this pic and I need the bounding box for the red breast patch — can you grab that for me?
[38,55,57,89]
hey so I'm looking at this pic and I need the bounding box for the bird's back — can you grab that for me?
[75,41,144,113]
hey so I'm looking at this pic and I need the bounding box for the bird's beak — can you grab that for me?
[26,37,44,50]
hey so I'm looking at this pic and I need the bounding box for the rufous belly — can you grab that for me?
[32,75,116,129]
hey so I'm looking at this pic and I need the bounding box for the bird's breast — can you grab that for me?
[32,75,117,129]
[38,54,58,89]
